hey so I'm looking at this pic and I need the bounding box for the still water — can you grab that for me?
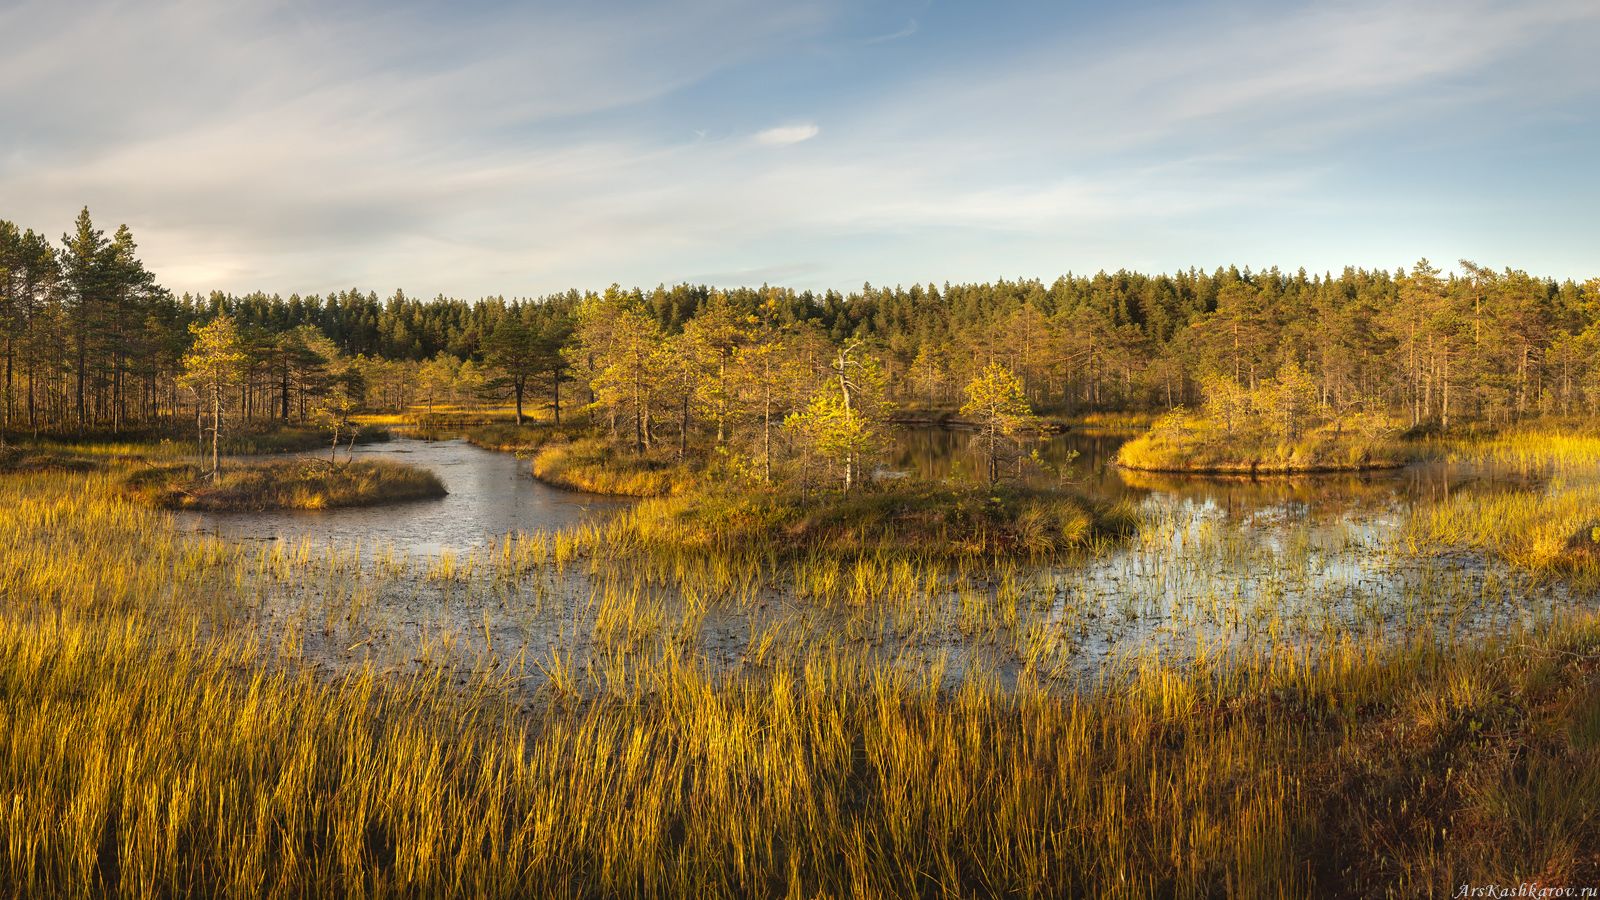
[186,427,1542,555]
[207,427,1584,687]
[181,438,631,554]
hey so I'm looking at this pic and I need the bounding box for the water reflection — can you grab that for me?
[891,425,1543,520]
[223,427,1593,692]
[180,438,631,554]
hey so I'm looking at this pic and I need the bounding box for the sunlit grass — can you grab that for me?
[531,437,698,497]
[1407,478,1600,579]
[2,467,1599,895]
[1442,425,1600,473]
[1117,411,1410,474]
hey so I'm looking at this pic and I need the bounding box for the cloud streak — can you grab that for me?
[1,0,1596,297]
[755,123,821,146]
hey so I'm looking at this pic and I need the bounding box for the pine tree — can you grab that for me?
[179,317,248,477]
[961,362,1042,484]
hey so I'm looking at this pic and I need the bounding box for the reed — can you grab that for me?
[2,467,1598,896]
[1407,478,1600,578]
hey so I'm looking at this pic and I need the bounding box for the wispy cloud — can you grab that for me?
[865,18,917,44]
[754,123,821,146]
[1,0,1596,295]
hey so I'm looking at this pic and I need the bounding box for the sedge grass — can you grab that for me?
[1407,478,1600,580]
[1117,412,1410,474]
[531,438,699,497]
[2,470,1599,895]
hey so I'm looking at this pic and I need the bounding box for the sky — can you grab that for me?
[2,0,1597,298]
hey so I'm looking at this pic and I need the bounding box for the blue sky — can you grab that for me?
[2,0,1596,297]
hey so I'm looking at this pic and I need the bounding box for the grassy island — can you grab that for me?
[610,481,1138,558]
[1118,413,1411,473]
[120,459,447,511]
[0,447,99,474]
[1116,367,1409,474]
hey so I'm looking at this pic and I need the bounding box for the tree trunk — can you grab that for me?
[679,392,689,461]
[762,386,773,484]
[211,383,221,478]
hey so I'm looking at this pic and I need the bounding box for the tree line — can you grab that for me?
[5,207,1600,445]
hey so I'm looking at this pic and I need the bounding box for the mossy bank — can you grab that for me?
[121,459,446,511]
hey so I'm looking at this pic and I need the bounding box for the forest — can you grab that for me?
[5,208,1600,450]
[10,208,1600,896]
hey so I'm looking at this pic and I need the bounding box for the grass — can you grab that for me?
[119,459,447,511]
[531,437,699,497]
[0,446,99,473]
[610,480,1139,559]
[1407,479,1600,580]
[0,472,1598,894]
[1117,411,1411,474]
[1439,424,1600,473]
[388,405,539,430]
[3,451,1600,895]
[14,610,1600,897]
[460,423,554,452]
[1063,410,1160,433]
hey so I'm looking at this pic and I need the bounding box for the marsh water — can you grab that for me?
[185,428,1539,554]
[181,438,632,554]
[201,427,1584,687]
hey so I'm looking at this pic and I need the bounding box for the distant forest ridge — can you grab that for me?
[4,207,1600,432]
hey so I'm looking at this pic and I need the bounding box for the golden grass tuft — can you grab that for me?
[530,437,698,497]
[1117,411,1411,474]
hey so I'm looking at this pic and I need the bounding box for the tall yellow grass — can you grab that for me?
[1,471,1597,895]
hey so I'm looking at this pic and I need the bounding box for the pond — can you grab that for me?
[885,425,1569,673]
[188,427,1539,558]
[206,425,1586,690]
[180,437,632,554]
[891,425,1538,516]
